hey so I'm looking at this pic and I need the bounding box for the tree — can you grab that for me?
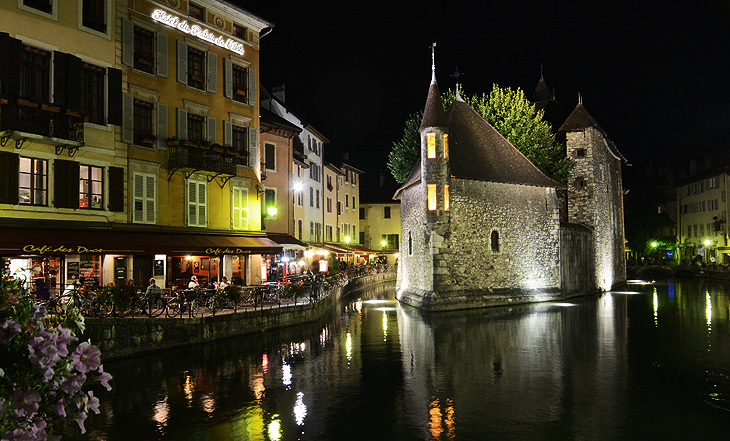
[387,111,422,184]
[387,85,574,184]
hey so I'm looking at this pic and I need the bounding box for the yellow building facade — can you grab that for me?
[0,0,277,292]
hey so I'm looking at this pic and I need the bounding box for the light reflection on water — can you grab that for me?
[70,279,730,440]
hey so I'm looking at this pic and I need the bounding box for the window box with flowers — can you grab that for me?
[16,98,38,108]
[41,103,61,113]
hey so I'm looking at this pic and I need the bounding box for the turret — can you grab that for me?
[420,43,450,230]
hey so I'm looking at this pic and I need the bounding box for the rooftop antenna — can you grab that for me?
[430,42,437,84]
[451,66,464,101]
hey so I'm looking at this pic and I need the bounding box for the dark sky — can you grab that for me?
[240,1,730,191]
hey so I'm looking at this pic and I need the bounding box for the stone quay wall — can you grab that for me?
[83,272,396,361]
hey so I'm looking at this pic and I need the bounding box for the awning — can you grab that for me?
[0,227,282,256]
[266,232,309,249]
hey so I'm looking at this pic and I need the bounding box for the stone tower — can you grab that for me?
[560,99,627,290]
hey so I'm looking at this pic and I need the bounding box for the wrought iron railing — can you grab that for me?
[168,141,238,176]
[0,100,85,144]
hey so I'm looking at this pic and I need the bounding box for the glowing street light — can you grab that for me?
[381,240,387,261]
[267,206,278,218]
[345,236,351,266]
[651,242,658,249]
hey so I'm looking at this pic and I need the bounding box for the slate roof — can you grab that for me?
[559,103,627,163]
[447,100,562,188]
[419,81,448,130]
[395,98,562,199]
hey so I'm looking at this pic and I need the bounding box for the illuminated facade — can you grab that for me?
[395,63,625,311]
[0,0,279,291]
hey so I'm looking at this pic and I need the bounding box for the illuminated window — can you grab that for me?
[427,184,437,211]
[427,133,436,158]
[444,134,449,159]
[444,185,449,211]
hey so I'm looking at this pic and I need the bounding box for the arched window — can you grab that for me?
[490,230,500,252]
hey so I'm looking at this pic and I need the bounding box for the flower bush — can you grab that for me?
[0,275,111,439]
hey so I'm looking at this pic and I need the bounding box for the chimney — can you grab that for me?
[272,83,286,103]
[379,172,385,188]
[342,152,350,163]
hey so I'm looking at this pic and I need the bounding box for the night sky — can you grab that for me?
[240,1,730,194]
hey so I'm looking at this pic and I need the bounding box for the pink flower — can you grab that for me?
[71,342,101,373]
[53,399,66,417]
[87,391,100,414]
[0,319,21,341]
[98,364,113,391]
[11,389,41,418]
[76,410,88,434]
[54,325,76,357]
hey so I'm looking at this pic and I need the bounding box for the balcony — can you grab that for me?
[0,98,85,154]
[168,140,240,184]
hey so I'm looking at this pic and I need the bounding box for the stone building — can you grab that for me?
[395,63,625,311]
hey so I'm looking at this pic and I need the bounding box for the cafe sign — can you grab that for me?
[206,248,253,256]
[152,9,245,55]
[22,245,105,255]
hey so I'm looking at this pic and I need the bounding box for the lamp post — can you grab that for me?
[704,239,713,265]
[381,240,387,263]
[345,235,351,266]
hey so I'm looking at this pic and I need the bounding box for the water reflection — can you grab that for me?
[69,280,730,440]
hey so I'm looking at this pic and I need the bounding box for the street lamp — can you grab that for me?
[381,240,387,262]
[345,235,351,266]
[704,239,713,264]
[267,206,278,218]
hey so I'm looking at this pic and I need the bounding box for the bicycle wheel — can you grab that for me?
[91,298,114,318]
[145,297,166,318]
[166,297,183,318]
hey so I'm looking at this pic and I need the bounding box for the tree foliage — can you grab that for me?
[388,84,574,184]
[387,111,423,184]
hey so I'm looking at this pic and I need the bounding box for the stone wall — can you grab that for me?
[397,181,432,295]
[83,272,396,360]
[566,127,626,290]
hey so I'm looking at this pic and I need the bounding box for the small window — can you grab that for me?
[82,0,106,33]
[18,157,48,206]
[491,230,500,252]
[187,47,205,90]
[427,133,436,158]
[444,134,449,159]
[232,64,247,103]
[187,114,204,142]
[189,3,205,21]
[20,45,51,102]
[575,148,586,158]
[427,184,437,210]
[264,142,276,171]
[384,206,391,218]
[444,185,449,211]
[345,194,349,208]
[316,190,320,209]
[80,63,106,125]
[133,99,154,146]
[408,232,413,255]
[352,195,355,209]
[232,124,248,156]
[359,207,365,219]
[79,165,103,209]
[23,0,52,14]
[232,23,247,40]
[133,26,155,74]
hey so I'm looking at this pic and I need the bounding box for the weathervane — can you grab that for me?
[430,42,437,84]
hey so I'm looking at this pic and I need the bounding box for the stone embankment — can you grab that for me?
[83,272,395,361]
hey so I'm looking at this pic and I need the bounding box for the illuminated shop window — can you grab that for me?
[444,185,449,211]
[444,134,449,159]
[427,184,437,211]
[427,133,436,158]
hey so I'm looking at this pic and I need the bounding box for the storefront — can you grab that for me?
[0,227,281,294]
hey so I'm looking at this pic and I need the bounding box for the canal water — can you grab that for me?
[69,278,730,440]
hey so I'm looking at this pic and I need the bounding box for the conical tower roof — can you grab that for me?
[419,80,448,130]
[558,102,607,135]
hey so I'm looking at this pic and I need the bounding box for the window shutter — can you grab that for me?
[121,18,133,67]
[247,67,256,106]
[206,51,217,93]
[133,174,144,222]
[157,102,168,149]
[53,52,68,106]
[248,128,258,168]
[122,93,133,144]
[54,159,79,209]
[0,151,19,205]
[223,120,232,146]
[232,186,241,229]
[0,35,21,98]
[207,116,216,143]
[145,175,156,223]
[108,166,124,212]
[156,32,168,77]
[177,108,187,140]
[65,54,82,111]
[198,181,207,226]
[107,68,122,125]
[223,58,232,98]
[188,180,197,225]
[176,40,188,84]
